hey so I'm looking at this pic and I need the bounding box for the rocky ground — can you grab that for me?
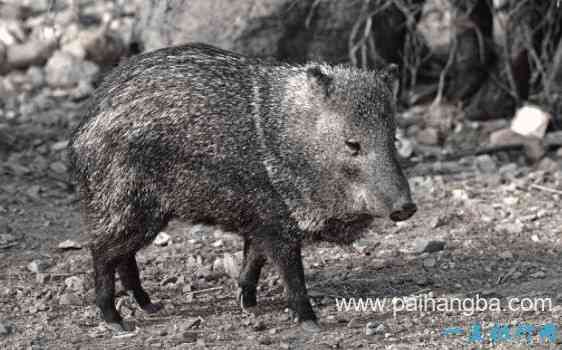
[1,127,561,349]
[1,1,562,349]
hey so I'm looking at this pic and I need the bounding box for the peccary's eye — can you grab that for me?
[345,139,361,156]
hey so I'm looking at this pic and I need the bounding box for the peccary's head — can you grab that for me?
[265,63,416,236]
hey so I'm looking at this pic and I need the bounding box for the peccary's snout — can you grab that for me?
[374,153,417,222]
[389,201,417,222]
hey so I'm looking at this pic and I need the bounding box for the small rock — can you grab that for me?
[0,321,13,336]
[195,265,211,279]
[82,28,127,66]
[490,128,544,162]
[551,305,562,315]
[0,233,17,248]
[0,2,27,20]
[537,209,549,218]
[45,50,99,88]
[415,276,431,286]
[416,127,441,145]
[498,222,523,235]
[64,276,85,293]
[347,318,361,328]
[212,258,223,272]
[413,239,445,254]
[498,251,513,259]
[502,196,519,206]
[26,185,41,199]
[531,271,546,279]
[5,161,30,175]
[429,216,445,229]
[474,154,497,174]
[32,155,48,172]
[365,322,385,336]
[452,189,469,201]
[498,163,518,178]
[396,137,414,158]
[49,161,68,174]
[512,271,523,280]
[153,232,171,246]
[211,239,223,247]
[27,66,45,88]
[0,21,24,46]
[72,81,94,100]
[179,331,198,343]
[27,260,49,273]
[161,276,178,286]
[519,213,537,222]
[59,292,82,306]
[27,0,50,12]
[253,320,267,332]
[258,335,273,345]
[510,105,551,139]
[352,239,370,254]
[58,239,82,250]
[36,273,50,284]
[62,39,87,60]
[29,301,48,314]
[537,157,560,173]
[223,252,242,280]
[51,140,69,152]
[423,257,436,268]
[183,317,202,330]
[531,234,540,242]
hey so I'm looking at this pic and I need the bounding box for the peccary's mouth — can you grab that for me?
[310,214,375,244]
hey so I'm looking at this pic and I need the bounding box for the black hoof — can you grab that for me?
[142,302,163,314]
[237,288,257,311]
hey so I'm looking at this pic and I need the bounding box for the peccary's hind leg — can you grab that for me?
[117,254,162,314]
[238,238,266,310]
[90,202,168,331]
[265,235,319,332]
[92,248,131,330]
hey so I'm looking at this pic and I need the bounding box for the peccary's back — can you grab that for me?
[70,44,284,231]
[77,44,257,160]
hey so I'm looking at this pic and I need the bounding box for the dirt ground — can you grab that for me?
[0,98,561,350]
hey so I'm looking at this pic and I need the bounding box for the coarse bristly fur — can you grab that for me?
[68,42,416,331]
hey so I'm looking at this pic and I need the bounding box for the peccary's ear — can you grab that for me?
[377,64,399,100]
[306,66,333,96]
[377,64,399,87]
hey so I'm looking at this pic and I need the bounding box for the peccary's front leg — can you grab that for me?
[265,236,319,332]
[239,238,266,309]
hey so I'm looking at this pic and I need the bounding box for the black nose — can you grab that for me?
[389,202,417,222]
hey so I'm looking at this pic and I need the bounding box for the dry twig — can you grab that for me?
[184,286,223,296]
[530,184,562,196]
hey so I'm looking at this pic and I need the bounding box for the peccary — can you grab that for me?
[69,43,416,332]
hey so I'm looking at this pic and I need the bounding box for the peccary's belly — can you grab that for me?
[159,162,281,232]
[117,108,279,230]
